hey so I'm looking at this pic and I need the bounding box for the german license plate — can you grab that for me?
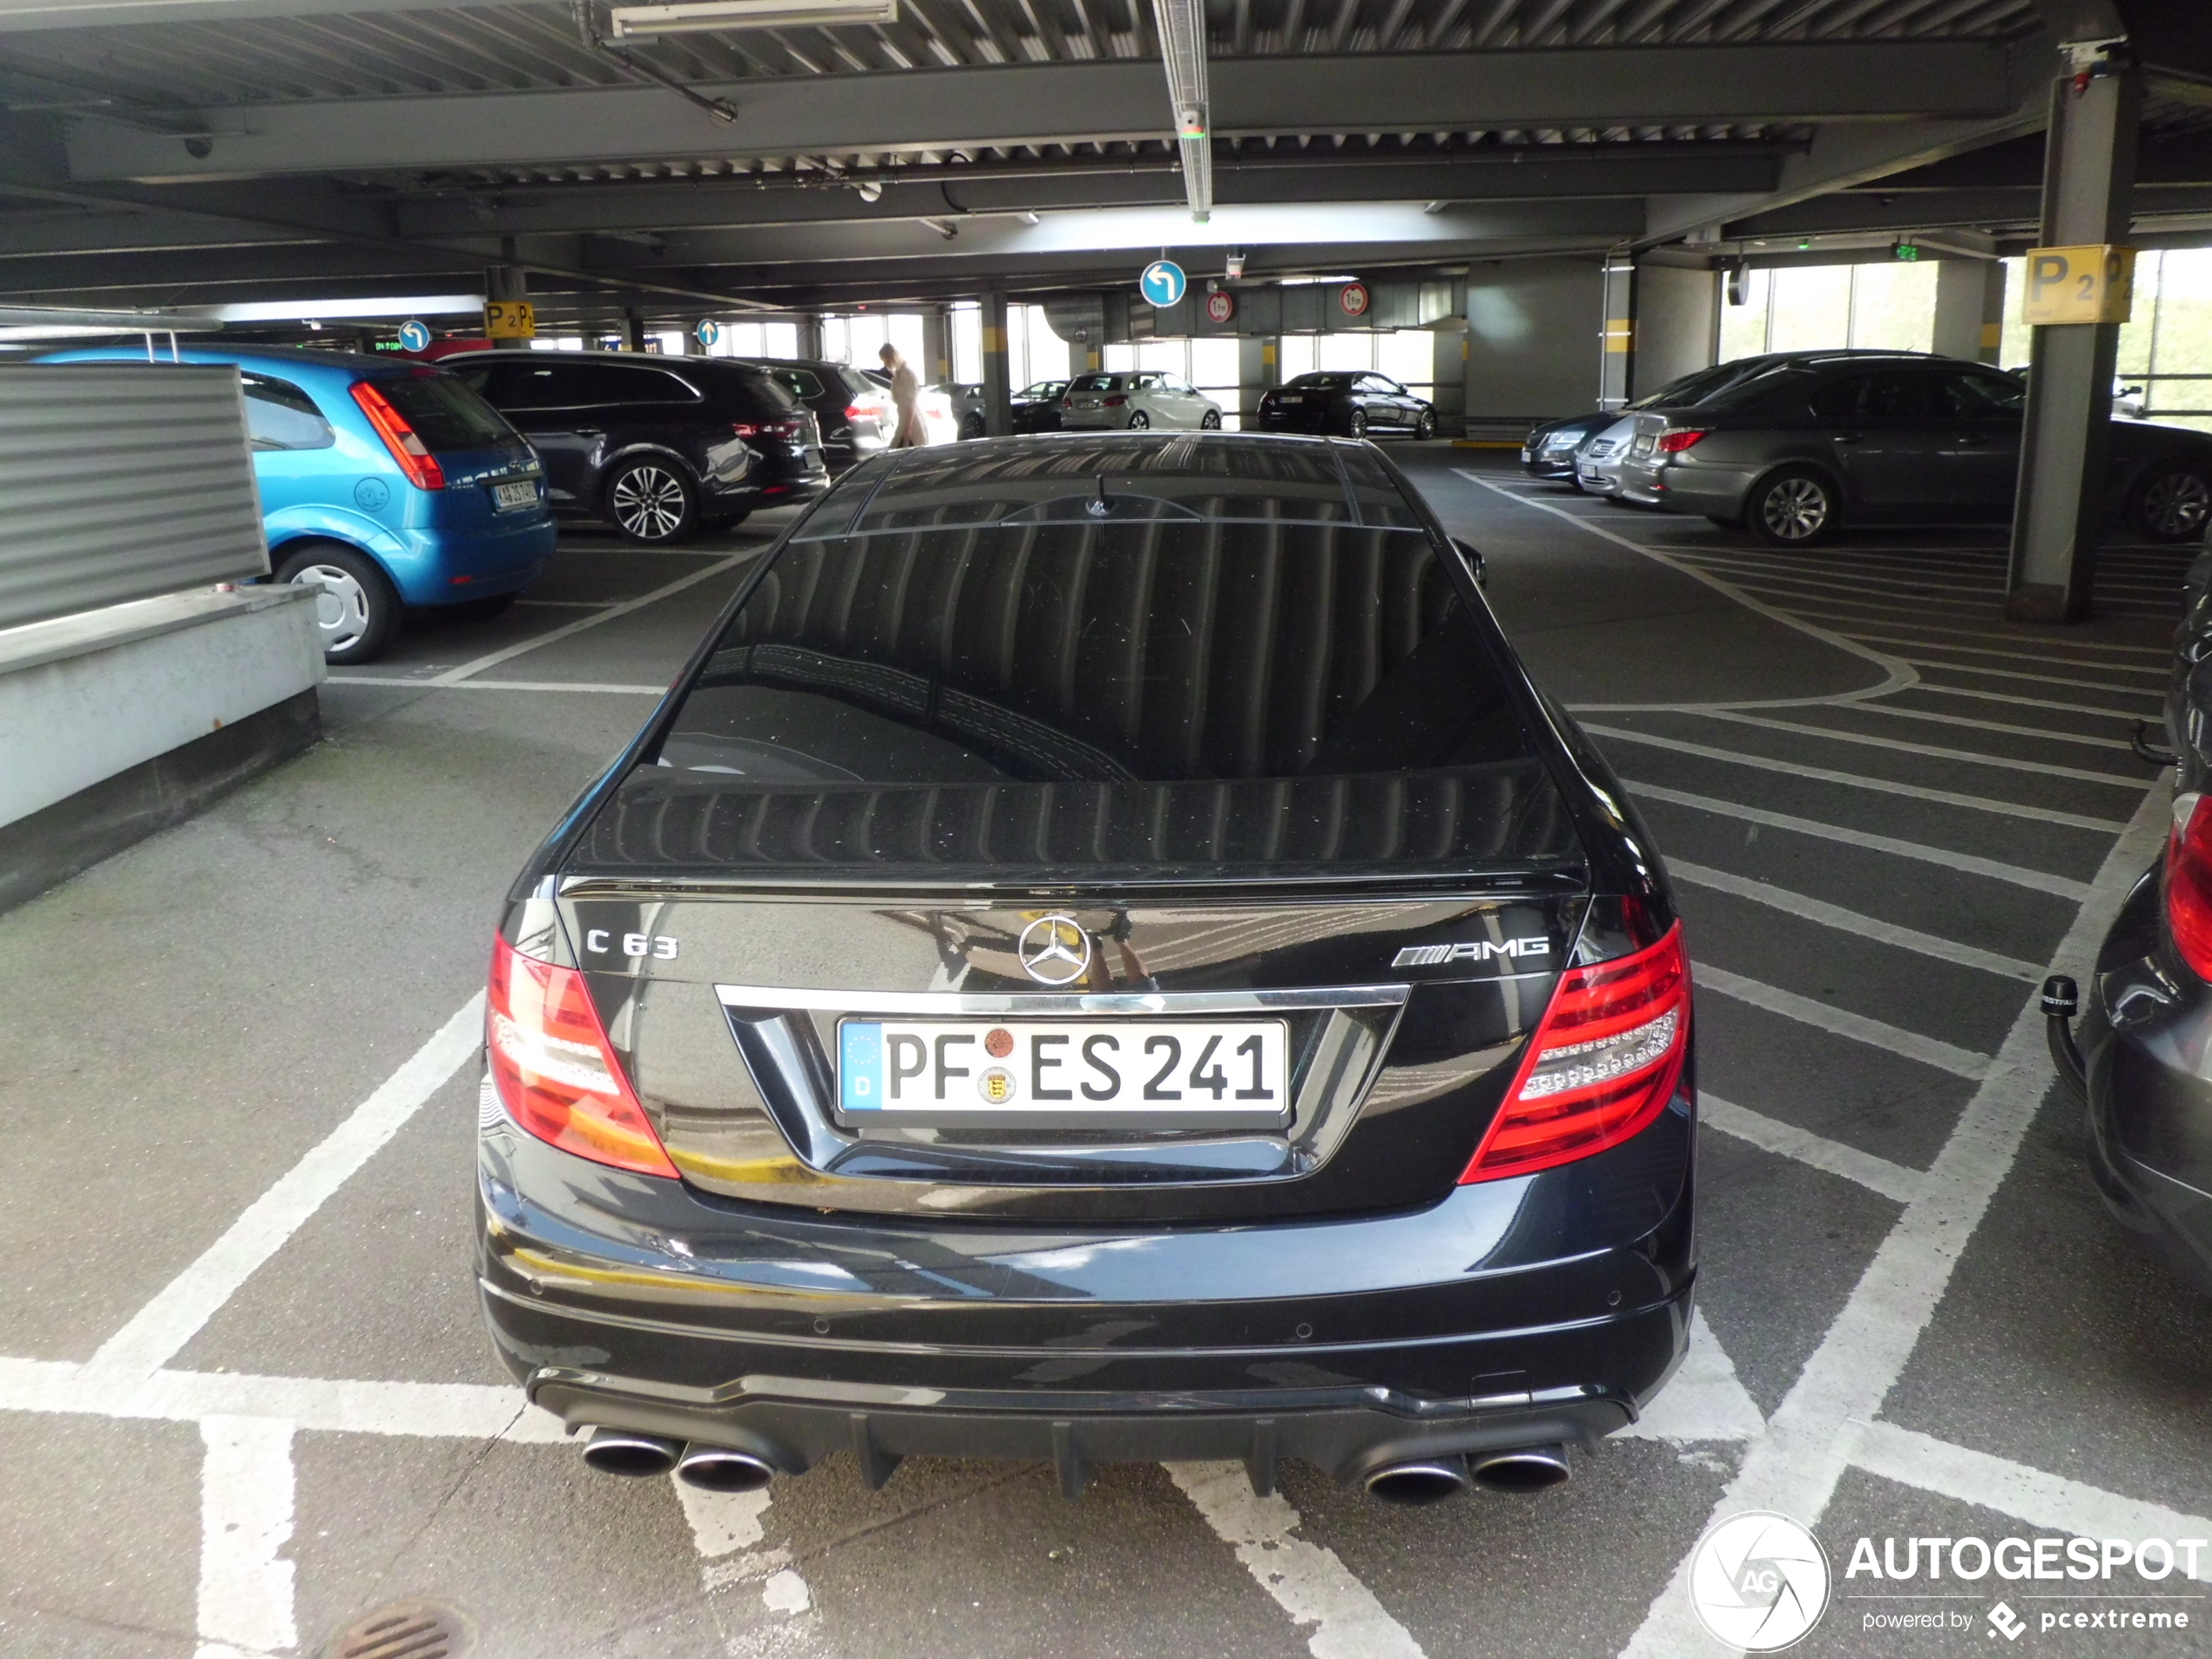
[838,1018,1291,1128]
[491,478,537,511]
[1278,395,1305,404]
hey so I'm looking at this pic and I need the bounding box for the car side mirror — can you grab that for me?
[1453,536,1487,588]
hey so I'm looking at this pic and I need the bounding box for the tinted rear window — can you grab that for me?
[582,459,1572,880]
[373,371,517,452]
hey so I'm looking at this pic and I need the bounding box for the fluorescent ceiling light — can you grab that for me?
[210,293,484,322]
[608,0,898,37]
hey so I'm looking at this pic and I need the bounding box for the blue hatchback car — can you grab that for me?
[41,346,556,664]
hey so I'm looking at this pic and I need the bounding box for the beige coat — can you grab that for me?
[890,361,925,447]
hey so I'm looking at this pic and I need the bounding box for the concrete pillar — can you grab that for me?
[1430,327,1467,435]
[620,308,646,352]
[2006,57,2141,624]
[1069,333,1100,377]
[1599,261,1635,408]
[921,307,952,387]
[981,288,1012,437]
[1932,260,2007,364]
[1238,334,1278,428]
[796,314,825,361]
[1631,264,1718,394]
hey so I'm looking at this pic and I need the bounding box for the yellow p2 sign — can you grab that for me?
[2021,245,2134,326]
[483,300,536,340]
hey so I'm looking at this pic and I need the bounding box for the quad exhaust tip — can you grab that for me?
[1470,1444,1572,1494]
[1364,1458,1473,1506]
[675,1444,777,1494]
[582,1427,681,1479]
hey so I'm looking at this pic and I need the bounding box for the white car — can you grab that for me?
[1059,369,1223,430]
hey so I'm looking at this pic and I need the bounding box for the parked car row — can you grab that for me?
[1524,348,2212,546]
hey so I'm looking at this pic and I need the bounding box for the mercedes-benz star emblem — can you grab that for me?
[1016,914,1091,987]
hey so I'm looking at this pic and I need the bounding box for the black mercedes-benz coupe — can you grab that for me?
[476,432,1696,1506]
[1256,371,1436,440]
[2059,546,2212,1294]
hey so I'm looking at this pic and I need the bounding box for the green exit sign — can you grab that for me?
[1893,242,1921,261]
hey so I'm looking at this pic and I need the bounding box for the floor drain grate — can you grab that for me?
[330,1599,471,1659]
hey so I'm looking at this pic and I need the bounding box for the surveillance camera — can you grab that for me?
[184,135,213,159]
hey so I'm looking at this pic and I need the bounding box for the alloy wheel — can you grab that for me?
[1201,408,1222,429]
[2142,468,2212,539]
[1349,410,1367,439]
[1760,475,1831,542]
[1416,411,1436,440]
[294,563,370,653]
[610,465,689,540]
[1127,410,1150,429]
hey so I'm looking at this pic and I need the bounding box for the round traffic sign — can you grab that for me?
[695,319,721,347]
[1140,260,1187,308]
[1338,282,1371,318]
[396,320,431,353]
[1204,290,1237,325]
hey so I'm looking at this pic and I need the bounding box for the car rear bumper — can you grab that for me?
[394,514,557,604]
[1256,412,1340,434]
[476,1089,1696,1484]
[2081,871,2212,1291]
[1623,462,1754,516]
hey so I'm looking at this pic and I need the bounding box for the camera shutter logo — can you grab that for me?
[1017,915,1091,986]
[1687,1511,1831,1651]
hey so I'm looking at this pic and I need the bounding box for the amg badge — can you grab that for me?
[1393,938,1552,968]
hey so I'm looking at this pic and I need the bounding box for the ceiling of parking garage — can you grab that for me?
[0,0,2206,321]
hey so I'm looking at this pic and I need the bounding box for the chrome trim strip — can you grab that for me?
[712,983,1412,1015]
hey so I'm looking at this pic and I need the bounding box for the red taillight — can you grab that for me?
[734,419,806,441]
[845,401,885,421]
[1103,395,1127,407]
[487,934,678,1179]
[2165,793,2212,977]
[1656,428,1708,454]
[1460,922,1690,1183]
[349,381,445,490]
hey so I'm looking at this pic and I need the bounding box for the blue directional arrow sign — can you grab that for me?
[695,319,721,347]
[396,319,431,353]
[1140,260,1187,308]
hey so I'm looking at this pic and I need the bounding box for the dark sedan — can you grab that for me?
[1013,379,1067,434]
[1256,371,1435,439]
[737,357,893,474]
[477,432,1696,1508]
[2057,553,2212,1293]
[1615,351,2212,546]
[455,352,828,542]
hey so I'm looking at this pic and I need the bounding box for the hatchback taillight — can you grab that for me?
[1103,395,1127,407]
[1460,921,1690,1182]
[734,418,806,441]
[350,381,445,490]
[487,934,678,1179]
[1656,428,1708,454]
[2165,792,2212,978]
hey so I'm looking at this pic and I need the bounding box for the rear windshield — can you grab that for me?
[1068,373,1128,393]
[577,455,1575,880]
[372,370,516,452]
[1284,374,1355,389]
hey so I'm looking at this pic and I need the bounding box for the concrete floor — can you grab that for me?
[2,450,2207,1659]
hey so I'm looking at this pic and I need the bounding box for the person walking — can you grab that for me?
[880,342,925,448]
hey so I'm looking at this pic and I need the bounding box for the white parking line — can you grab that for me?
[677,1482,818,1637]
[1669,861,2042,981]
[1619,1310,1766,1443]
[1900,658,2171,698]
[1625,780,2091,900]
[1841,1421,2212,1583]
[1697,965,1991,1080]
[1618,780,2168,1659]
[1779,614,2168,658]
[1457,472,1912,698]
[1700,1095,1930,1206]
[85,996,485,1382]
[1167,1462,1428,1659]
[427,551,753,688]
[1827,700,2139,753]
[1585,724,2129,833]
[327,677,667,693]
[1837,632,2169,676]
[194,1415,297,1659]
[1689,709,2145,786]
[1898,682,2163,722]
